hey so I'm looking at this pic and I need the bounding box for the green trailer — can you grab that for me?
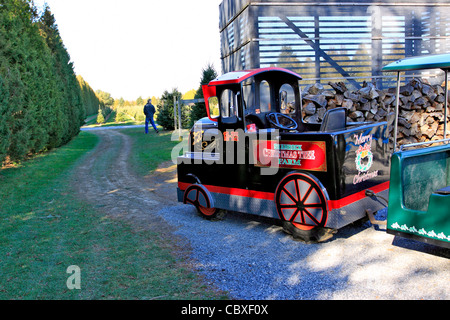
[382,53,450,249]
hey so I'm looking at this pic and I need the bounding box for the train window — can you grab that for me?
[260,80,271,113]
[279,83,296,118]
[208,97,220,118]
[220,89,239,118]
[242,79,254,111]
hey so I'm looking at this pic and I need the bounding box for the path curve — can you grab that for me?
[72,129,187,252]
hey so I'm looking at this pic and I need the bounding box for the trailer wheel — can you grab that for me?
[275,173,335,243]
[183,184,222,220]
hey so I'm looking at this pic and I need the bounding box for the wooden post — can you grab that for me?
[173,96,177,131]
[178,98,182,140]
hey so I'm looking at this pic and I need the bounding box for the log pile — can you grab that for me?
[302,79,449,145]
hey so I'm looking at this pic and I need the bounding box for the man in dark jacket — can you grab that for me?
[143,99,159,134]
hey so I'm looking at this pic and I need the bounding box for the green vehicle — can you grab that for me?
[382,53,450,249]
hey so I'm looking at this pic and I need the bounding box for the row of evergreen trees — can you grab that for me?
[78,75,103,117]
[0,1,100,165]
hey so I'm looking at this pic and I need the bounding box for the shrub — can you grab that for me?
[96,109,105,124]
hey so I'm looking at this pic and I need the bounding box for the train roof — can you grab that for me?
[208,67,302,86]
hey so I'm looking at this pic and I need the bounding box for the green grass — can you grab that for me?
[0,130,226,300]
[83,106,149,129]
[121,128,186,177]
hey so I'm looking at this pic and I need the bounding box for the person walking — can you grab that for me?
[143,99,159,134]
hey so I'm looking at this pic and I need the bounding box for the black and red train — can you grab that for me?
[177,68,390,242]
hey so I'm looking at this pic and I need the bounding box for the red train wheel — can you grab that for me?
[275,173,335,243]
[183,184,221,220]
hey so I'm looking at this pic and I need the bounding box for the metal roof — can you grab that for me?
[382,53,450,72]
[208,67,302,86]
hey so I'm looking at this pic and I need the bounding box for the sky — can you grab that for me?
[33,0,223,100]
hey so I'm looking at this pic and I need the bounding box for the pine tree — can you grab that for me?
[157,88,188,130]
[96,109,105,124]
[0,0,45,161]
[189,64,218,127]
[38,5,84,144]
[78,76,102,116]
[0,1,86,164]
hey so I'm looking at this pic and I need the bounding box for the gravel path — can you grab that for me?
[75,129,450,300]
[156,205,449,300]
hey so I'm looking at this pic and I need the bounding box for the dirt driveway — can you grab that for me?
[72,129,186,249]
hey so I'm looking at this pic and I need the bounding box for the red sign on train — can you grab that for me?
[253,140,327,172]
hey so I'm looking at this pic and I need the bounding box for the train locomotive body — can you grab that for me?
[177,68,390,242]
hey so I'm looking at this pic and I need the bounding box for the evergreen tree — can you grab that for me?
[38,6,84,143]
[0,0,50,160]
[0,74,11,163]
[157,88,189,130]
[0,1,86,164]
[189,64,218,127]
[96,109,105,124]
[78,75,102,116]
[115,110,128,123]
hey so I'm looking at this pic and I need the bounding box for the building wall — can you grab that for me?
[219,0,450,89]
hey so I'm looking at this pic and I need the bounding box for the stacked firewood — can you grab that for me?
[302,79,449,145]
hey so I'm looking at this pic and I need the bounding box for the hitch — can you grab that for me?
[366,209,387,227]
